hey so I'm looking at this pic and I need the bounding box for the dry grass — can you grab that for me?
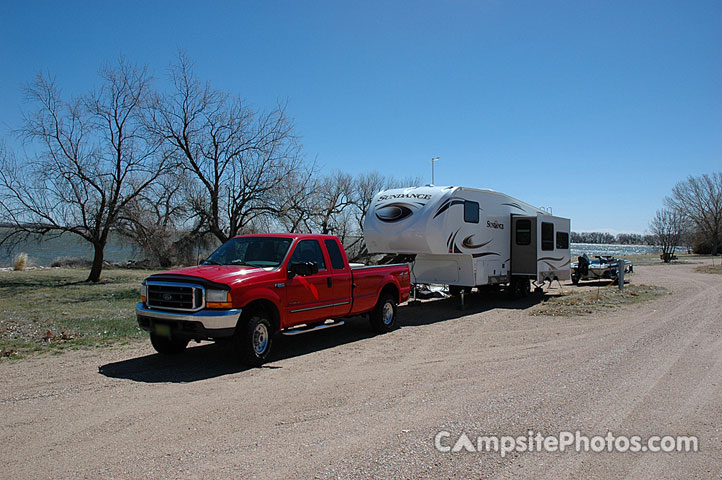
[619,252,718,267]
[695,264,722,275]
[530,284,667,317]
[13,253,28,271]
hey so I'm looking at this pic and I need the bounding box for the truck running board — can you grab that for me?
[282,319,345,336]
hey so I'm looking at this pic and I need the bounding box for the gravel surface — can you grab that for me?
[1,263,721,479]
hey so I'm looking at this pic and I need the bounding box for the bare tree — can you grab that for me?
[147,53,303,244]
[352,171,386,233]
[665,172,722,255]
[275,164,318,233]
[649,208,683,262]
[0,60,165,281]
[116,171,190,267]
[312,171,354,235]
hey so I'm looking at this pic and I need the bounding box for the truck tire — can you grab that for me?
[150,333,188,355]
[235,310,273,367]
[369,293,398,334]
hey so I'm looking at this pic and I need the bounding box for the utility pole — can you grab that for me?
[431,156,439,184]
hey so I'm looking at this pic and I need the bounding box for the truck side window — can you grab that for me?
[324,239,346,270]
[556,231,569,250]
[541,222,554,251]
[290,240,326,271]
[516,219,531,245]
[464,201,479,223]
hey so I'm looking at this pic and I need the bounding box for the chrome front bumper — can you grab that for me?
[135,302,242,330]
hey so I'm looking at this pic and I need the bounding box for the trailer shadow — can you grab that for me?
[98,291,549,384]
[399,290,549,327]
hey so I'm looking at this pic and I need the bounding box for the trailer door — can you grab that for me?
[511,215,537,276]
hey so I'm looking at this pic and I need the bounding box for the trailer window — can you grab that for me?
[541,222,554,251]
[516,219,531,246]
[464,201,479,223]
[556,232,569,250]
[289,240,326,271]
[324,239,346,270]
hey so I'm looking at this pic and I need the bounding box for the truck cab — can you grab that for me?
[136,234,410,365]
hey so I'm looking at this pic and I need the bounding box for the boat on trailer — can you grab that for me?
[570,254,633,285]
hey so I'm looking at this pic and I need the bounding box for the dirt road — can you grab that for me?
[2,263,721,479]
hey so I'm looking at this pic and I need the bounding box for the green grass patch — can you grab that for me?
[0,268,157,359]
[530,284,667,317]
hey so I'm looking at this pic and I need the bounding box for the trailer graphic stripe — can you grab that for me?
[542,258,571,269]
[434,198,465,218]
[502,202,525,211]
[472,252,500,258]
[462,235,492,249]
[448,230,461,253]
[375,203,416,222]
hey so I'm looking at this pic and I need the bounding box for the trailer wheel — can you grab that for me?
[511,277,531,299]
[370,293,397,334]
[150,333,188,355]
[235,310,273,367]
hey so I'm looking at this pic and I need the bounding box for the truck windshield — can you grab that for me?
[202,237,293,268]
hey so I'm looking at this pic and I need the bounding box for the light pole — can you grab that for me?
[431,157,439,184]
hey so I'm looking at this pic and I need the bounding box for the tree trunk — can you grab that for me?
[87,242,105,283]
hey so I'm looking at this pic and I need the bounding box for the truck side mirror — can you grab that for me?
[288,262,319,277]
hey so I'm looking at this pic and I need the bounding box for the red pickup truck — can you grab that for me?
[136,234,411,365]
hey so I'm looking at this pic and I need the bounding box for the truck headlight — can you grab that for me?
[140,281,147,303]
[206,289,232,308]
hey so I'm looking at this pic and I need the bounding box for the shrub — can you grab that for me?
[13,252,28,271]
[50,256,92,268]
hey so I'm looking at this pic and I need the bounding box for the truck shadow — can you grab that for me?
[98,291,549,383]
[98,318,377,384]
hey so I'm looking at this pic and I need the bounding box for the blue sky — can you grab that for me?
[1,0,720,233]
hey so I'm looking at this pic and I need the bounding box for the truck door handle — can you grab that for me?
[327,277,333,288]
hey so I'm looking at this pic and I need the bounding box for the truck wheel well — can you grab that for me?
[380,283,399,304]
[241,300,280,334]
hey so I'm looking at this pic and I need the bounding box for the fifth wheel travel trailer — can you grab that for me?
[364,185,571,297]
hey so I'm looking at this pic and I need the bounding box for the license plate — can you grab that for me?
[154,323,171,337]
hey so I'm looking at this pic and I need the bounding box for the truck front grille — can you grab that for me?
[146,282,204,311]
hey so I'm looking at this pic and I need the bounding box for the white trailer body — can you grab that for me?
[364,185,571,287]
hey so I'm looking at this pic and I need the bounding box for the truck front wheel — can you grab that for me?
[235,311,273,367]
[369,293,398,334]
[150,333,188,355]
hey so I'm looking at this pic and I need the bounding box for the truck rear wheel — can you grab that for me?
[369,293,398,334]
[150,333,188,355]
[235,311,273,367]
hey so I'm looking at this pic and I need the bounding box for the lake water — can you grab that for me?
[571,243,661,257]
[1,231,663,267]
[0,231,140,267]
